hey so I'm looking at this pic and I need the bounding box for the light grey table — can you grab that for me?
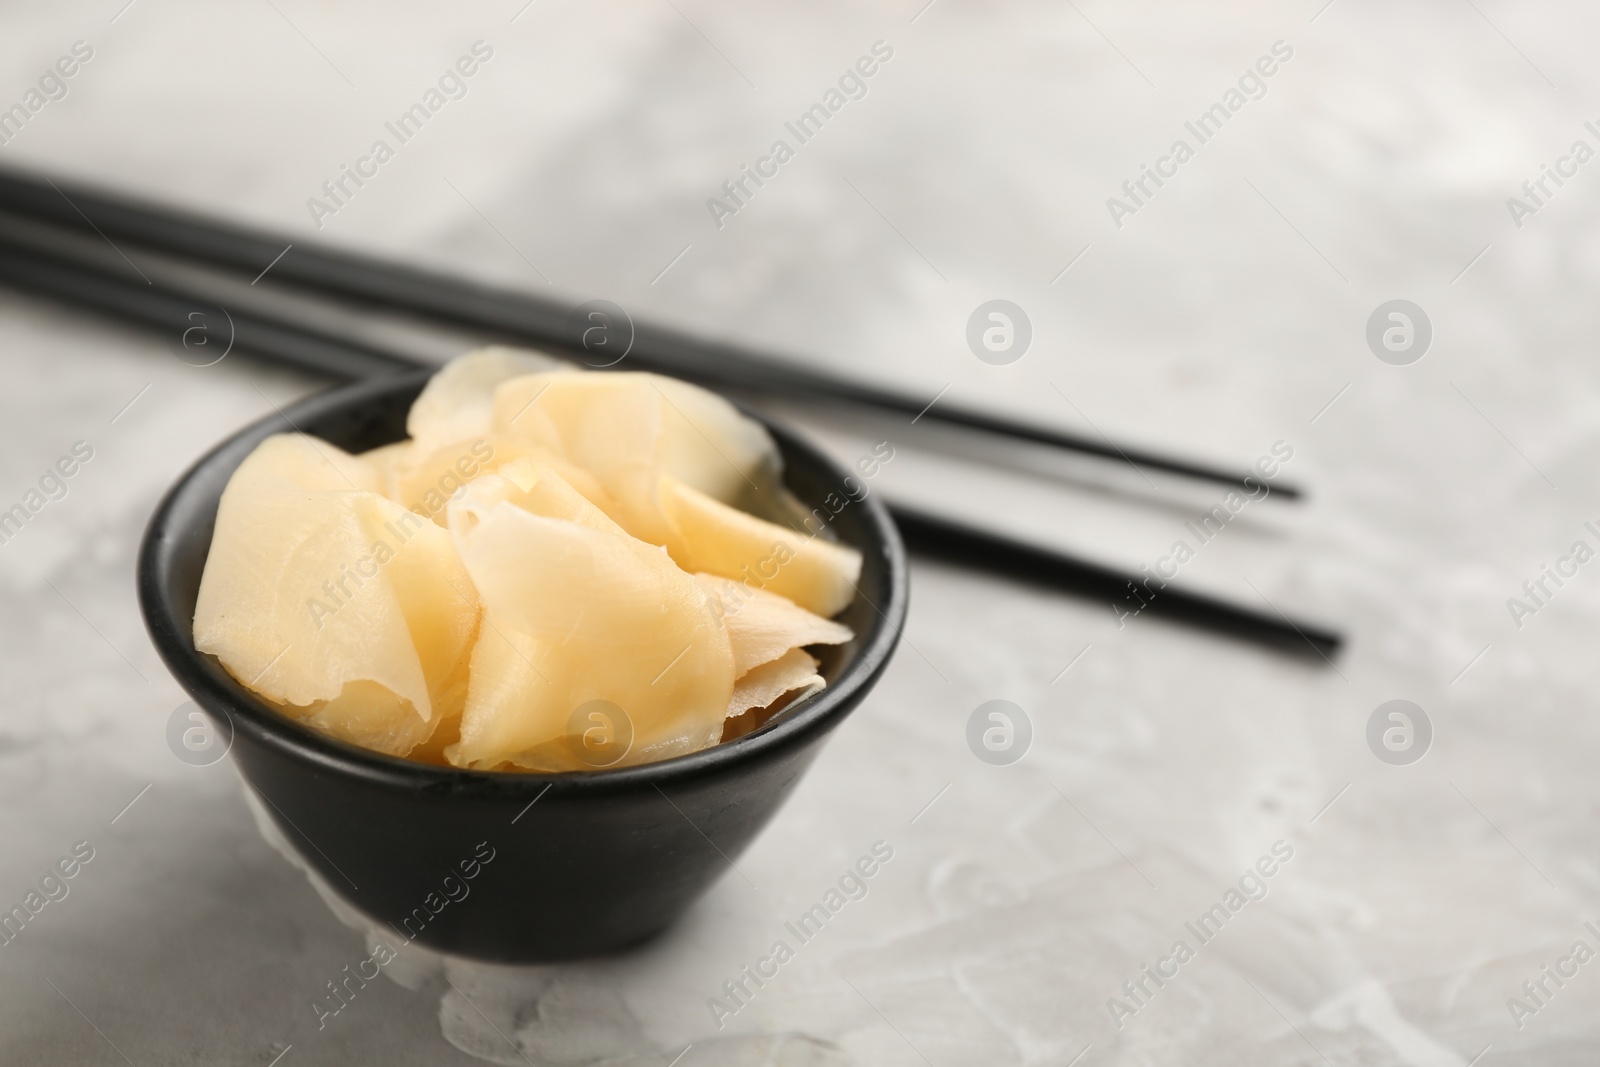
[2,1,1597,1063]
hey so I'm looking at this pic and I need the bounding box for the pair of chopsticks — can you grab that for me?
[0,165,1341,660]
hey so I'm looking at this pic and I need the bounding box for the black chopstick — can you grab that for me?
[0,230,1341,660]
[893,506,1341,659]
[0,164,1301,500]
[0,240,414,382]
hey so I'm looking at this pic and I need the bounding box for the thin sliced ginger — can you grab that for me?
[192,349,861,771]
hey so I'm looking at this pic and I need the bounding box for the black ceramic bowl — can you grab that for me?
[138,370,906,963]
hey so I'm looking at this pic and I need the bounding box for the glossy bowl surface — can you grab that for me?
[138,370,907,962]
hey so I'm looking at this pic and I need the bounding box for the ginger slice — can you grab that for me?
[369,430,620,529]
[727,647,824,720]
[664,479,861,617]
[490,370,783,514]
[407,345,569,455]
[359,439,413,501]
[449,457,625,539]
[694,573,852,675]
[447,495,735,771]
[489,370,860,616]
[193,434,479,757]
[721,657,825,743]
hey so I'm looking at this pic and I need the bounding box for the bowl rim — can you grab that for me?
[138,369,909,797]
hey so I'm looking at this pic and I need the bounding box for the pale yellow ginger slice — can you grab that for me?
[663,479,861,617]
[369,347,574,521]
[407,346,569,455]
[694,574,853,675]
[727,648,824,719]
[491,370,782,515]
[649,372,783,506]
[452,619,565,769]
[447,463,716,769]
[491,371,671,542]
[241,430,382,496]
[193,434,479,757]
[382,435,618,528]
[450,458,625,539]
[296,680,443,759]
[358,440,413,501]
[489,371,860,616]
[381,435,504,523]
[446,498,735,771]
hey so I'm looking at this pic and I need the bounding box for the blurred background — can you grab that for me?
[2,1,1599,1063]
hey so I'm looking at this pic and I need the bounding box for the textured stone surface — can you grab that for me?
[1,2,1596,1063]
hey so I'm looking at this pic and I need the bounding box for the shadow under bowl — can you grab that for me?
[137,370,907,963]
